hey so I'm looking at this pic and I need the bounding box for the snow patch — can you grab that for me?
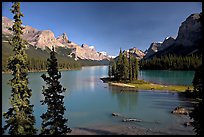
[89,46,95,49]
[99,51,107,56]
[165,36,170,40]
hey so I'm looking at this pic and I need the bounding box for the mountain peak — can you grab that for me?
[57,32,69,44]
[2,16,111,61]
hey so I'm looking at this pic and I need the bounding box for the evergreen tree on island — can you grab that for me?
[116,48,124,81]
[123,52,129,81]
[111,49,139,82]
[133,57,139,80]
[3,2,37,135]
[40,46,72,135]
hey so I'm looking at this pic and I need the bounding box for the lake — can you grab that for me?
[2,66,196,135]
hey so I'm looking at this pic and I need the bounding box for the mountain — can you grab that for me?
[114,47,145,62]
[124,47,145,60]
[2,16,111,61]
[144,13,202,59]
[144,42,162,59]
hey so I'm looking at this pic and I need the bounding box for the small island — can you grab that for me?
[102,49,193,92]
[100,77,193,92]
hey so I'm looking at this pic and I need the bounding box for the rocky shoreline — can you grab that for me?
[67,124,154,135]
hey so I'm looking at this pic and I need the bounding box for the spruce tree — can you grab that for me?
[116,48,124,81]
[132,58,139,80]
[112,61,116,79]
[129,53,133,81]
[190,64,203,135]
[123,53,129,81]
[108,64,112,78]
[40,47,72,135]
[135,58,139,80]
[3,2,36,135]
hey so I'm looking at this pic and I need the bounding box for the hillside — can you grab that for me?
[2,16,111,72]
[144,13,202,59]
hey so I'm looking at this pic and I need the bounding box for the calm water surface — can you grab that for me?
[2,66,195,134]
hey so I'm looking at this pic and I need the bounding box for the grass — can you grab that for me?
[100,77,193,92]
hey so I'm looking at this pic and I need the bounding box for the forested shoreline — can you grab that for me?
[139,54,202,70]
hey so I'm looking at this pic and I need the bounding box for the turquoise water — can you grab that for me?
[2,66,195,134]
[139,70,195,85]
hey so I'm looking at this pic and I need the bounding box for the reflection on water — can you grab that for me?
[139,70,195,85]
[2,66,195,135]
[109,85,138,112]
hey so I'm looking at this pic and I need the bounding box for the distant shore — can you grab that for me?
[2,65,109,74]
[2,67,82,74]
[100,77,193,92]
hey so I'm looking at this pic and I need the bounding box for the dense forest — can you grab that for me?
[108,49,139,82]
[139,54,202,70]
[2,38,108,72]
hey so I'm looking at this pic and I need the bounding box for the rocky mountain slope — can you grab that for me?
[144,13,202,59]
[124,47,145,60]
[2,16,111,61]
[114,47,145,62]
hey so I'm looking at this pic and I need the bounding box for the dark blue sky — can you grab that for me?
[2,2,202,56]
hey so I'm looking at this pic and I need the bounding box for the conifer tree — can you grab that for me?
[129,53,133,81]
[108,64,112,78]
[116,48,124,81]
[123,53,129,81]
[190,64,203,135]
[135,58,139,80]
[132,58,139,80]
[112,61,116,79]
[40,47,72,135]
[3,2,36,135]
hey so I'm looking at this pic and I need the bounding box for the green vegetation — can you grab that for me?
[140,54,202,70]
[101,77,192,92]
[106,49,194,92]
[2,39,109,73]
[2,40,81,72]
[3,2,36,135]
[109,49,139,82]
[189,64,203,135]
[40,47,72,135]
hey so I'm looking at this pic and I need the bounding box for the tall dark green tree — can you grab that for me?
[108,64,112,78]
[116,48,124,81]
[190,64,203,135]
[128,53,133,81]
[40,47,72,135]
[132,57,139,80]
[134,58,139,80]
[3,2,36,135]
[112,61,116,79]
[123,53,129,81]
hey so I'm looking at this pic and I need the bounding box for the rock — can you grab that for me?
[31,30,65,49]
[71,44,110,60]
[176,13,202,47]
[112,113,121,117]
[2,16,111,61]
[125,47,145,60]
[144,42,162,59]
[122,118,142,122]
[56,32,69,44]
[2,16,13,35]
[184,122,193,127]
[171,106,189,115]
[159,36,175,51]
[144,13,202,59]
